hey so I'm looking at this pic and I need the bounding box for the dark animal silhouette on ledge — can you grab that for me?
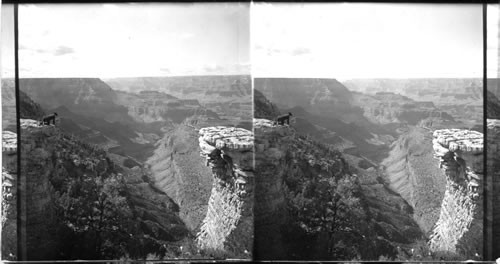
[41,112,58,126]
[275,112,293,126]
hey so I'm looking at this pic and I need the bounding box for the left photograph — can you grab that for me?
[14,3,252,261]
[2,3,18,261]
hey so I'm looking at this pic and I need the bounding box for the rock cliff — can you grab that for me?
[195,126,253,258]
[19,120,63,259]
[428,129,483,258]
[253,119,293,259]
[486,119,500,259]
[2,131,18,260]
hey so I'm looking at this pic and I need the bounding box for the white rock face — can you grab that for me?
[2,131,17,153]
[429,129,483,257]
[196,126,254,257]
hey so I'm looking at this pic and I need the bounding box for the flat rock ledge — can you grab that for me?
[433,129,483,156]
[199,126,253,152]
[2,131,17,153]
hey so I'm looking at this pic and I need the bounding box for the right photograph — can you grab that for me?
[252,3,484,261]
[487,2,500,261]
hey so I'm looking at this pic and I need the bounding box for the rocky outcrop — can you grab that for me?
[195,126,253,258]
[2,131,18,260]
[19,119,63,260]
[429,129,483,258]
[253,119,293,259]
[486,119,500,259]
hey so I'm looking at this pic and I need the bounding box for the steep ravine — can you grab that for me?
[381,127,447,233]
[382,126,484,259]
[253,118,423,260]
[19,119,189,259]
[146,122,213,232]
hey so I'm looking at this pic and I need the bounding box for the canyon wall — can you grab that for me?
[487,119,500,259]
[19,120,63,260]
[429,129,483,258]
[381,127,447,233]
[196,126,254,258]
[253,119,293,259]
[2,131,18,260]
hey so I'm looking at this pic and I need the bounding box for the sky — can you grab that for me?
[252,3,483,80]
[1,4,15,78]
[15,3,249,78]
[487,4,499,78]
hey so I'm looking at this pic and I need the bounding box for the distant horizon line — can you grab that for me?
[0,74,252,80]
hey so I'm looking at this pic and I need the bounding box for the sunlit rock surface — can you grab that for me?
[2,131,17,260]
[196,126,253,258]
[429,129,483,258]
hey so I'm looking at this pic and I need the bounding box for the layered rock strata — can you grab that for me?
[196,126,254,257]
[429,129,483,257]
[2,131,18,260]
[19,119,61,259]
[487,119,500,259]
[253,119,293,259]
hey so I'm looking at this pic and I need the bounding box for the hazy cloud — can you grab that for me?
[160,68,171,74]
[54,45,74,56]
